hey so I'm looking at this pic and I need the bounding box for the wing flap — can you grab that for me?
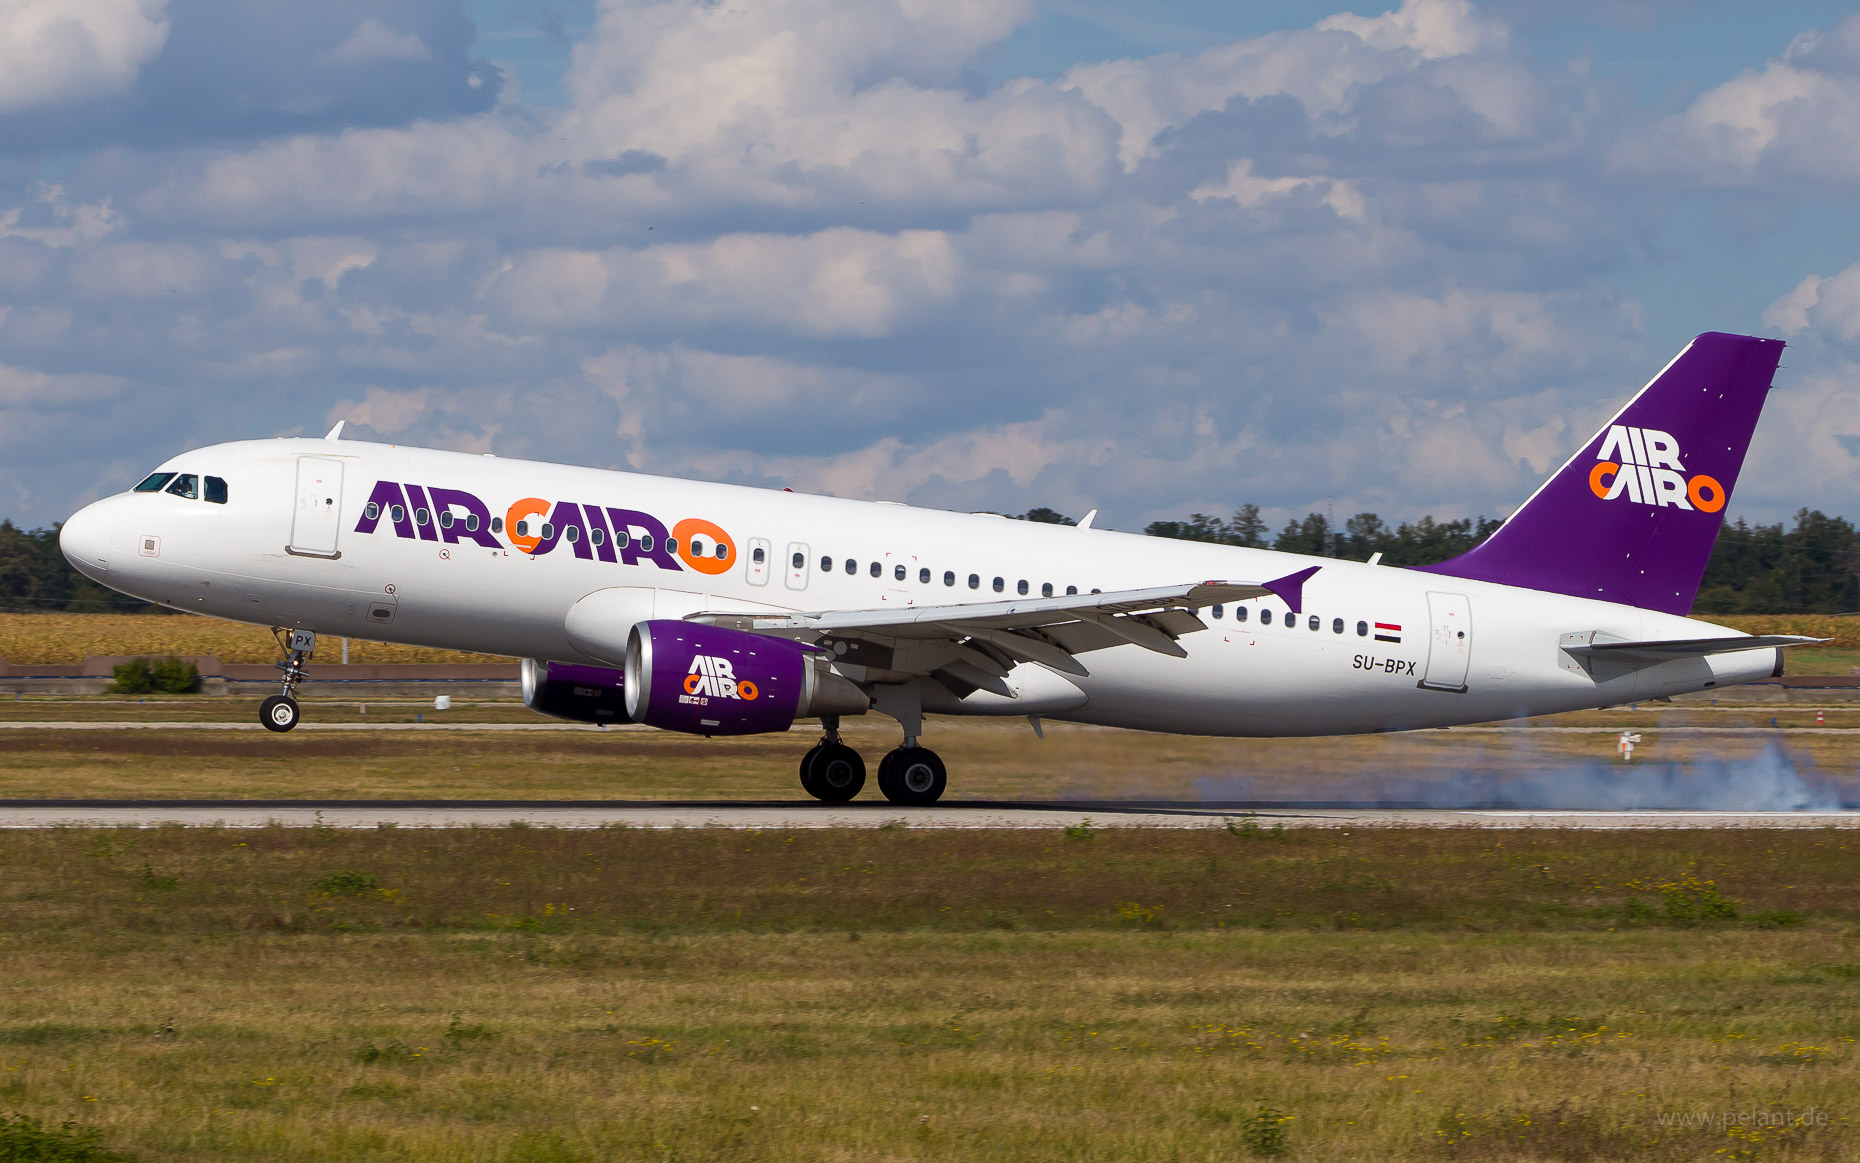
[1566,634,1826,662]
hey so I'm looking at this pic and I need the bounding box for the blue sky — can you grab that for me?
[6,0,1860,533]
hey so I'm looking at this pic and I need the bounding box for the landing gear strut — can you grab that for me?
[260,628,316,733]
[799,715,865,802]
[871,684,945,805]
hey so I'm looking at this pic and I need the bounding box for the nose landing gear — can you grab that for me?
[259,628,316,733]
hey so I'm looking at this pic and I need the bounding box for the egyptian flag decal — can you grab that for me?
[1374,622,1402,644]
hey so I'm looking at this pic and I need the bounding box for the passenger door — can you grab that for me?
[1419,591,1472,692]
[288,457,344,559]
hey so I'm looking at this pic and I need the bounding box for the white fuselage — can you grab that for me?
[59,438,1777,736]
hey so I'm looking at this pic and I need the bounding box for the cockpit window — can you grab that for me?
[204,476,228,505]
[133,473,175,493]
[164,474,199,499]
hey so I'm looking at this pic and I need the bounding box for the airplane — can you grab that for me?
[57,331,1819,804]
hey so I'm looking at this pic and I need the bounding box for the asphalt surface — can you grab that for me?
[0,799,1851,829]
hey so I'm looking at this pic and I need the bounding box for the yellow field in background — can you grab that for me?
[0,611,1849,665]
[0,613,501,664]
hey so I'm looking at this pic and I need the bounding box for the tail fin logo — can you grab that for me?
[1587,425,1725,513]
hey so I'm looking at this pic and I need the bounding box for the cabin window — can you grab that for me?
[716,543,728,560]
[920,568,931,584]
[666,538,678,554]
[133,472,175,493]
[166,474,199,499]
[754,547,766,564]
[1333,618,1344,634]
[869,562,881,578]
[1235,605,1248,623]
[1091,588,1101,595]
[615,530,628,548]
[1017,580,1029,595]
[392,505,408,525]
[491,516,503,534]
[1308,615,1320,631]
[793,552,806,569]
[945,571,956,586]
[590,527,604,546]
[414,507,431,527]
[968,573,980,589]
[1357,620,1368,637]
[465,513,480,532]
[639,534,653,552]
[1211,604,1223,619]
[1260,608,1274,625]
[992,577,1005,593]
[565,525,580,544]
[820,556,832,572]
[1042,583,1053,597]
[204,476,228,505]
[439,510,455,529]
[894,564,906,581]
[690,538,706,556]
[1066,586,1077,595]
[541,522,556,540]
[365,502,380,521]
[845,559,857,576]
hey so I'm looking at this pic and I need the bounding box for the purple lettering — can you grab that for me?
[428,487,503,550]
[533,501,594,560]
[403,484,440,542]
[608,507,682,570]
[355,481,415,539]
[583,502,618,564]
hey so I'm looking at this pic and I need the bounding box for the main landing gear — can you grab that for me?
[797,711,948,806]
[259,628,316,733]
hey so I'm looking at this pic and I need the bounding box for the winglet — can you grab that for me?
[1262,566,1321,613]
[1077,509,1097,529]
[324,420,346,441]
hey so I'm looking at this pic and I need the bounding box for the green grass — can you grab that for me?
[0,827,1854,1160]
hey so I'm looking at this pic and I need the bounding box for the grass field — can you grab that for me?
[0,825,1854,1161]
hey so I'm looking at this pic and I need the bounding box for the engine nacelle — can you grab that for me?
[520,659,632,724]
[623,620,868,735]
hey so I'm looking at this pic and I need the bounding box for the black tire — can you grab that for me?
[802,743,865,802]
[877,746,946,805]
[260,695,300,733]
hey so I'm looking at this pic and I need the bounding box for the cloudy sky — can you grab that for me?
[5,0,1860,532]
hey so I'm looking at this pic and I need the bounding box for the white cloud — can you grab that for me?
[0,360,125,406]
[0,0,168,113]
[324,18,432,65]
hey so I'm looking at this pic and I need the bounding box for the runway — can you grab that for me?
[0,799,1852,829]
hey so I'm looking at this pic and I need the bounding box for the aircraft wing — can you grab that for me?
[689,568,1320,693]
[1563,634,1826,664]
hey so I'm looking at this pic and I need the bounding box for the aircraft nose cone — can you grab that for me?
[59,500,114,580]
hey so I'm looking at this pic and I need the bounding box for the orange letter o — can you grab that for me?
[673,517,736,576]
[505,497,550,554]
[1688,474,1726,513]
[738,680,758,701]
[1588,462,1618,499]
[684,673,704,695]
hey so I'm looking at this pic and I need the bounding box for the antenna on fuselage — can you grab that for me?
[324,420,346,441]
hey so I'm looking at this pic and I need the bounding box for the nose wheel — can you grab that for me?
[877,746,946,805]
[260,694,300,733]
[258,627,317,733]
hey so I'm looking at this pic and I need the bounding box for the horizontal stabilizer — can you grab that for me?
[1564,634,1825,663]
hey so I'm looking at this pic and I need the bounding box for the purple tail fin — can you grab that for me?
[1419,332,1784,614]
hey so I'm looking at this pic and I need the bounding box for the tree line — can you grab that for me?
[3,505,1856,616]
[1134,505,1860,615]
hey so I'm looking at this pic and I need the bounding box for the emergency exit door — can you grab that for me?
[288,457,344,559]
[1419,591,1472,692]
